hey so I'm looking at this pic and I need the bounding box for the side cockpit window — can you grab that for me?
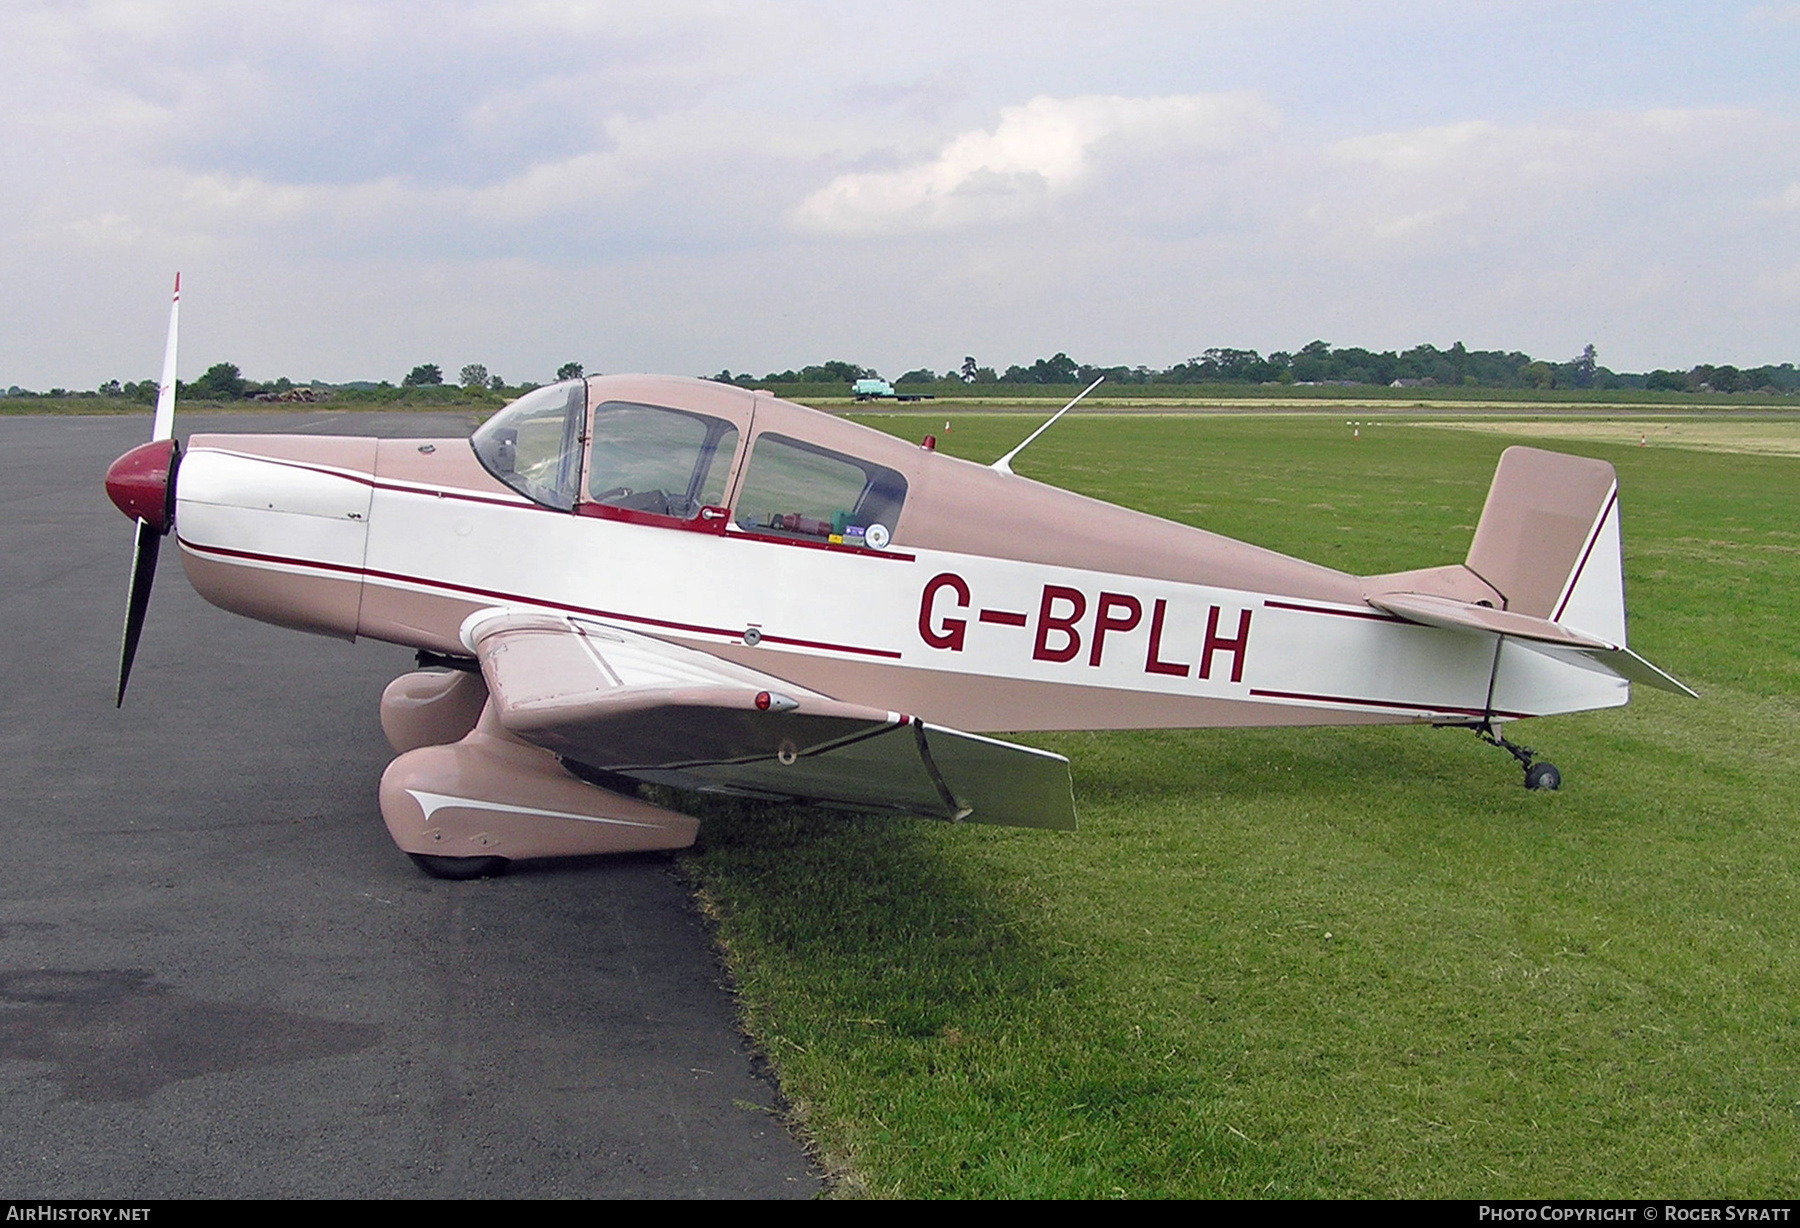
[471,380,586,510]
[586,402,738,522]
[734,433,906,548]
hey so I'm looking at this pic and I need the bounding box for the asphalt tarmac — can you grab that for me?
[0,411,820,1198]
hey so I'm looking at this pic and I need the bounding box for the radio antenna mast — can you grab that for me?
[991,376,1104,476]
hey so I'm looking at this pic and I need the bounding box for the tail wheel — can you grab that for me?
[1523,762,1562,791]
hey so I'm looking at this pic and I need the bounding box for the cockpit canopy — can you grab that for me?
[470,377,908,548]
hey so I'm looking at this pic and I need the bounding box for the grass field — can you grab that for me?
[1419,418,1800,457]
[677,412,1800,1197]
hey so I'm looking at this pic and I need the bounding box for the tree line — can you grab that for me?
[712,342,1800,394]
[9,342,1798,401]
[7,359,593,404]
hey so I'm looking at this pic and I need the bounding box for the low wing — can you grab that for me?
[1368,591,1697,697]
[461,609,1076,830]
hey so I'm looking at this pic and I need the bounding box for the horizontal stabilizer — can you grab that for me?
[1371,591,1611,649]
[1369,592,1696,697]
[1526,641,1698,697]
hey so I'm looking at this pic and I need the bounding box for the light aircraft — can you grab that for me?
[106,280,1693,878]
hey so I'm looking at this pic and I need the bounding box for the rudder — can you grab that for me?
[1465,446,1623,641]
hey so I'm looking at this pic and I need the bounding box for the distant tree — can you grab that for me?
[1197,347,1275,382]
[556,362,584,381]
[1521,361,1557,389]
[1002,352,1081,384]
[459,363,490,389]
[98,379,122,396]
[811,360,874,383]
[895,368,938,385]
[960,356,978,383]
[1288,340,1333,383]
[1692,364,1746,393]
[756,360,877,383]
[403,363,443,387]
[1748,362,1799,392]
[489,374,505,391]
[190,362,247,400]
[1033,352,1080,383]
[1572,343,1598,388]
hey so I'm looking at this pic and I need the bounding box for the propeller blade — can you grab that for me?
[152,273,180,442]
[117,518,162,706]
[114,274,181,707]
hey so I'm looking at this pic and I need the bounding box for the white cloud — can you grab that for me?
[1745,3,1800,27]
[1328,120,1508,172]
[1760,183,1800,212]
[1312,108,1778,255]
[791,92,1278,236]
[56,211,146,250]
[1761,258,1800,299]
[466,149,637,223]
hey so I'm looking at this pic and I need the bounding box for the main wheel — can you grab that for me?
[409,853,510,880]
[1523,762,1562,791]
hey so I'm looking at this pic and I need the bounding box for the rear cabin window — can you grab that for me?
[733,433,906,547]
[585,402,738,522]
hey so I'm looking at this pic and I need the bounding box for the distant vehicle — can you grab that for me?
[852,378,933,403]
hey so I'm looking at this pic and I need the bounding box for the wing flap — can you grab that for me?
[462,609,1076,829]
[627,720,1075,829]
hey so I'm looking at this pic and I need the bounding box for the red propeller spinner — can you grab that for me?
[105,438,180,533]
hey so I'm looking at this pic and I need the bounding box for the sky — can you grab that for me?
[4,0,1799,388]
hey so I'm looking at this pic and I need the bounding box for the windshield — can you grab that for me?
[470,381,586,510]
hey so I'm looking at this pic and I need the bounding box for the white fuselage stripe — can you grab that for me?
[406,788,662,829]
